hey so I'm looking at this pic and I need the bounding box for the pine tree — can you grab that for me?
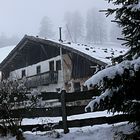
[85,0,140,136]
[86,8,107,44]
[64,11,84,43]
[38,16,54,39]
[107,0,140,59]
[110,23,122,43]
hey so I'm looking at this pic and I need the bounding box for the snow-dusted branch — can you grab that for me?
[84,57,140,112]
[84,57,140,89]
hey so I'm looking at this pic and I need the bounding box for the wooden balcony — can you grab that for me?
[25,71,58,88]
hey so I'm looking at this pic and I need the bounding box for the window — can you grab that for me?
[56,60,61,71]
[36,65,41,74]
[74,82,81,92]
[21,69,26,78]
[49,61,54,71]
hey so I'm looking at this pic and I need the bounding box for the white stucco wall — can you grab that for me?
[10,56,61,79]
[9,55,64,92]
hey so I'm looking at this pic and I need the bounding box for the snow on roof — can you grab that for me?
[0,45,16,63]
[0,35,128,66]
[60,41,128,65]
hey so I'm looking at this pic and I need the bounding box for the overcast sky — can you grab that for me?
[0,0,111,38]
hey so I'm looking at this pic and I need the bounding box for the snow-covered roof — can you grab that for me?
[0,45,16,63]
[61,42,127,65]
[0,35,128,69]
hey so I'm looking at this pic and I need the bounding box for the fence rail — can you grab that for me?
[7,114,136,132]
[0,89,135,133]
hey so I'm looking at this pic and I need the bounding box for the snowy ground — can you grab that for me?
[0,122,134,140]
[22,110,118,125]
[0,111,135,140]
[24,123,134,140]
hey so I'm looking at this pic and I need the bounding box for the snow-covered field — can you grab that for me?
[0,45,15,63]
[23,123,133,140]
[0,111,135,140]
[0,122,134,140]
[22,110,121,125]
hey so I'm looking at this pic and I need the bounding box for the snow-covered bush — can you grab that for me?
[85,0,140,137]
[0,79,42,137]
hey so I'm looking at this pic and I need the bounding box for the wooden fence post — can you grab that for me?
[61,90,69,134]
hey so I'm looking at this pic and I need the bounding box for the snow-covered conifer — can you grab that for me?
[85,0,140,135]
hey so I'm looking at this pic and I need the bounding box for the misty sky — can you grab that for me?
[0,0,111,38]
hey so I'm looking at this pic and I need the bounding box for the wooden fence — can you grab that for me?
[0,89,135,134]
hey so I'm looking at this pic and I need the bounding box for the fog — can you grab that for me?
[0,0,110,37]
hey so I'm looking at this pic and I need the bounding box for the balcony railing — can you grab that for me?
[25,71,58,88]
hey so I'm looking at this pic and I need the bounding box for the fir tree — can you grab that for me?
[107,0,140,59]
[86,8,107,44]
[85,0,140,137]
[64,11,84,43]
[38,16,54,39]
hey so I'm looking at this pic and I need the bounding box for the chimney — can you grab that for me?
[59,27,63,42]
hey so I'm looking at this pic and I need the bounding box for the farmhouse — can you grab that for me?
[0,35,126,92]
